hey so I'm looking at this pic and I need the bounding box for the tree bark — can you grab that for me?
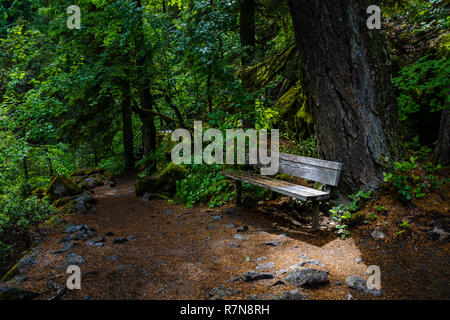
[435,108,450,165]
[140,89,157,161]
[288,0,403,193]
[240,0,256,128]
[122,81,134,168]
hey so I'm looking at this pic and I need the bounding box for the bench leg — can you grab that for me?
[235,180,242,206]
[312,200,320,230]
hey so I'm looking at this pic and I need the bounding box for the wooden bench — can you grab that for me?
[221,153,342,230]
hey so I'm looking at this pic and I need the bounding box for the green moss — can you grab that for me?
[52,196,76,207]
[275,173,295,183]
[31,188,46,198]
[46,175,82,201]
[135,163,188,197]
[276,81,313,139]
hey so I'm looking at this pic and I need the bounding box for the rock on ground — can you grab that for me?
[284,268,329,287]
[0,286,39,300]
[241,271,275,282]
[345,276,383,297]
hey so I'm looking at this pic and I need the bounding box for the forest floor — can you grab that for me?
[4,171,449,300]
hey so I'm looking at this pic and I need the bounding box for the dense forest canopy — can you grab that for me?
[0,0,448,294]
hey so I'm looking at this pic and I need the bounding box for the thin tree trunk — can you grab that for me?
[435,108,450,165]
[240,0,256,128]
[122,81,134,168]
[288,0,403,192]
[140,89,157,160]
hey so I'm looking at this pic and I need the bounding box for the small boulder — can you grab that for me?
[280,290,307,300]
[371,229,385,240]
[46,175,82,201]
[256,262,275,271]
[65,253,85,266]
[285,267,329,287]
[135,163,187,197]
[241,271,274,282]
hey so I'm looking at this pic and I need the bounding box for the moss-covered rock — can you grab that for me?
[1,252,36,282]
[135,163,188,197]
[46,175,82,202]
[52,196,77,207]
[0,286,39,300]
[70,167,106,177]
[31,188,46,198]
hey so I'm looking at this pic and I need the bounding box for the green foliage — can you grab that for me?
[383,156,446,200]
[329,190,371,238]
[0,192,55,260]
[393,55,449,124]
[175,165,234,208]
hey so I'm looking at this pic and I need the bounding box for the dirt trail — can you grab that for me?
[14,172,449,300]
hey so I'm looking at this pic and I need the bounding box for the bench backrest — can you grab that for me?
[277,153,342,186]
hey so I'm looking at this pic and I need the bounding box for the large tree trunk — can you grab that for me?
[435,108,450,165]
[240,0,256,128]
[288,0,403,193]
[122,81,134,169]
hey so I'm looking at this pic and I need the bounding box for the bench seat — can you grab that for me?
[222,170,330,201]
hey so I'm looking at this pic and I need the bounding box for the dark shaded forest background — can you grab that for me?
[0,0,448,267]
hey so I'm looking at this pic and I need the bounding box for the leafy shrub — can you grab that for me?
[393,55,449,125]
[0,192,55,260]
[329,190,371,238]
[383,156,446,200]
[175,165,234,208]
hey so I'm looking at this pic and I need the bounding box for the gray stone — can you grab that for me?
[256,262,275,271]
[298,254,310,260]
[223,223,237,229]
[50,241,74,254]
[241,271,274,282]
[345,275,383,297]
[233,234,249,240]
[63,223,85,234]
[261,241,284,246]
[285,268,329,287]
[212,215,222,221]
[127,235,137,241]
[371,229,385,240]
[355,258,363,264]
[65,253,85,265]
[256,257,268,263]
[228,243,240,248]
[237,225,249,232]
[280,290,307,300]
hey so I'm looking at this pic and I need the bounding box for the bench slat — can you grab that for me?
[279,153,342,171]
[278,158,341,186]
[222,170,330,201]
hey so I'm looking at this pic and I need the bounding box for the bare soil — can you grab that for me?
[8,171,450,300]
